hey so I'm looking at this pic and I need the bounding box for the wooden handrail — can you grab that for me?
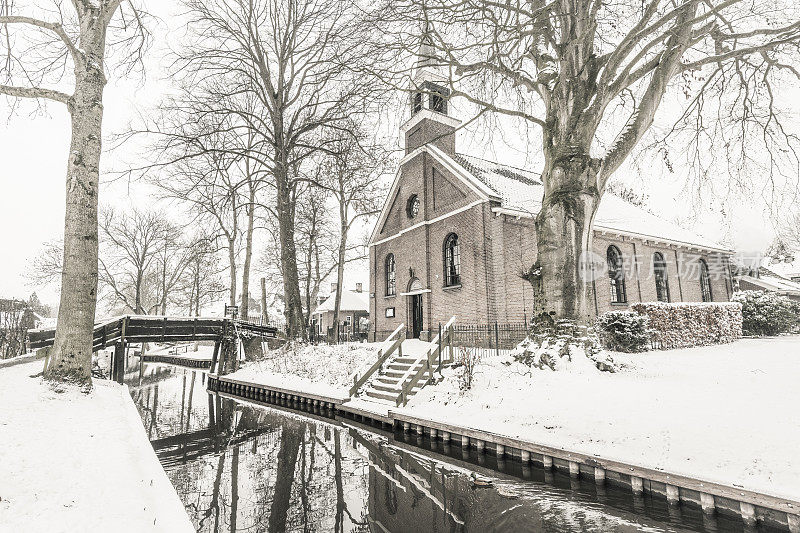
[348,324,406,397]
[396,317,455,406]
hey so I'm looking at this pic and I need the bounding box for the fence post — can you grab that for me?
[438,323,442,371]
[495,322,500,357]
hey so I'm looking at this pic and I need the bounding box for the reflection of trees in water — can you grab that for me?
[129,367,682,533]
[163,403,370,533]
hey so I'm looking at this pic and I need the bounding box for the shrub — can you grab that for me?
[595,311,651,352]
[630,302,742,349]
[455,346,481,390]
[732,290,799,336]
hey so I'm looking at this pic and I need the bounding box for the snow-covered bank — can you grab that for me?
[0,361,194,533]
[400,336,800,500]
[226,342,379,396]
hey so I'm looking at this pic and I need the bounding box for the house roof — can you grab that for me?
[313,290,369,315]
[452,151,730,253]
[738,274,800,295]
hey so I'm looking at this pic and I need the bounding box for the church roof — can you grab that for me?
[452,152,730,253]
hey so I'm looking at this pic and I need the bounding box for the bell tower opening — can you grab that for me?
[400,29,462,155]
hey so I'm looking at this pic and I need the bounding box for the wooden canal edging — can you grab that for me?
[207,374,348,418]
[209,373,800,532]
[386,411,800,532]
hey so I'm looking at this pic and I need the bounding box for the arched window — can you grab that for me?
[653,252,670,302]
[385,254,396,296]
[607,245,627,304]
[406,195,420,219]
[443,233,461,287]
[700,259,713,302]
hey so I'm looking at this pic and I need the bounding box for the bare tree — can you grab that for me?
[98,208,188,315]
[371,1,800,325]
[156,0,384,339]
[180,233,226,316]
[1,0,148,383]
[313,125,389,341]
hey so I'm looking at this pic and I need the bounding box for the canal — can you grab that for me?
[127,363,773,532]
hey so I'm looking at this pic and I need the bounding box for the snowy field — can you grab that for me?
[226,341,379,396]
[0,361,193,533]
[400,335,800,500]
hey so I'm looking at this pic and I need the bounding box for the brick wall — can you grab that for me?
[369,149,734,337]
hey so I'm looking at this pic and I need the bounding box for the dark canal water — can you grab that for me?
[126,363,775,533]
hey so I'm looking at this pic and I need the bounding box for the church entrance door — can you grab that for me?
[410,294,423,339]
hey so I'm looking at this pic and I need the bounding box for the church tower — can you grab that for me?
[400,33,462,156]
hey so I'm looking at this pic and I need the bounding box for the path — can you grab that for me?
[0,360,194,533]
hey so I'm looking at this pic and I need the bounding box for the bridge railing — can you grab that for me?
[28,315,278,351]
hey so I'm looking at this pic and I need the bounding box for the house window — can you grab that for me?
[700,259,713,302]
[411,92,423,115]
[653,252,670,302]
[443,233,461,286]
[385,254,396,296]
[406,194,420,218]
[607,245,627,304]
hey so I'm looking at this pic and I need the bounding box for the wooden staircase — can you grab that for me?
[356,317,456,406]
[364,346,435,402]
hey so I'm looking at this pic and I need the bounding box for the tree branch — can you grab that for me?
[0,83,70,104]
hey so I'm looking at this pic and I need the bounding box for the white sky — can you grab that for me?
[0,1,795,308]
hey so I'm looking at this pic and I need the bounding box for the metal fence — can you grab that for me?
[451,322,529,357]
[371,322,530,357]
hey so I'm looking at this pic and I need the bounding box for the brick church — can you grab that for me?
[368,53,734,341]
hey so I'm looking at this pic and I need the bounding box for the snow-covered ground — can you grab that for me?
[226,341,379,397]
[400,336,800,500]
[0,360,194,533]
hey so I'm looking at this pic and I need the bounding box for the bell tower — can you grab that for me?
[400,32,462,156]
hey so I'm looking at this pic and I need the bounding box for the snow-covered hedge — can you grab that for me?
[630,302,742,349]
[731,290,800,336]
[595,311,651,352]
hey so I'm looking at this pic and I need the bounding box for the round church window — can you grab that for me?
[406,195,420,218]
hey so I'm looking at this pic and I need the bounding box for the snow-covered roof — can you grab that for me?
[767,259,800,279]
[453,152,729,253]
[313,290,369,314]
[738,274,800,295]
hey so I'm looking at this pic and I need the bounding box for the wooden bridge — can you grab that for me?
[28,315,278,382]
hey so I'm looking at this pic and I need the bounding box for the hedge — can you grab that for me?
[595,311,651,352]
[630,302,742,349]
[731,290,800,336]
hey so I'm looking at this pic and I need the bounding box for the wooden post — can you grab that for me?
[700,493,715,515]
[494,322,500,357]
[437,323,442,371]
[740,502,756,525]
[210,341,220,375]
[631,476,644,494]
[113,342,125,384]
[666,484,680,505]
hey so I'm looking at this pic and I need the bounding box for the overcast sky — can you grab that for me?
[0,1,794,308]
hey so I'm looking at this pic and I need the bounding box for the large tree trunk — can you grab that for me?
[45,38,106,385]
[227,235,237,308]
[240,181,256,320]
[332,204,347,343]
[533,151,600,324]
[275,165,306,339]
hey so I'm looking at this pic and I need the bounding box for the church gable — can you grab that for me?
[378,187,403,236]
[431,165,467,212]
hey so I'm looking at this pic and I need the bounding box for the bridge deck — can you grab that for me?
[28,315,278,350]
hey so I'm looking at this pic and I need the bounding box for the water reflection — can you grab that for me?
[128,364,772,533]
